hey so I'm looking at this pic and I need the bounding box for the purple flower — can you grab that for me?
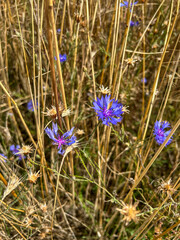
[153,121,173,146]
[120,1,138,8]
[27,99,38,112]
[57,28,61,33]
[54,54,67,62]
[0,153,7,163]
[45,123,76,155]
[141,78,147,84]
[10,145,25,160]
[93,95,124,126]
[130,20,139,27]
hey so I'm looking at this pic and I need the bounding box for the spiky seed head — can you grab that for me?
[122,106,130,114]
[159,179,175,195]
[62,108,71,117]
[40,203,47,213]
[76,129,85,135]
[125,58,136,66]
[28,171,40,184]
[16,145,33,155]
[117,201,140,225]
[99,85,111,95]
[43,104,64,118]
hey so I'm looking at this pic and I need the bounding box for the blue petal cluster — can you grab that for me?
[27,99,38,112]
[153,121,173,146]
[54,54,67,62]
[120,1,138,8]
[93,95,124,126]
[130,20,139,27]
[45,123,76,155]
[141,77,147,84]
[10,145,25,160]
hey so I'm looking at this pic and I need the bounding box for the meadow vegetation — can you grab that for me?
[0,0,180,239]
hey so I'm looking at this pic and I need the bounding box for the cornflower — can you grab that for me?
[10,145,25,160]
[93,95,124,126]
[120,1,138,10]
[141,77,147,84]
[45,123,76,155]
[54,54,67,62]
[130,20,139,27]
[153,120,173,146]
[27,99,38,112]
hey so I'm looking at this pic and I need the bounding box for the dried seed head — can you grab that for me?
[28,171,40,184]
[159,179,175,195]
[76,129,85,135]
[117,201,140,225]
[64,141,79,156]
[125,58,137,66]
[43,104,64,118]
[40,203,47,213]
[122,106,130,114]
[16,145,33,155]
[62,108,71,117]
[99,85,111,95]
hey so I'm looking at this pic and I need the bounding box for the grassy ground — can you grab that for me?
[0,0,180,239]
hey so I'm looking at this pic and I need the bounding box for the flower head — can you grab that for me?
[45,123,76,155]
[76,129,85,135]
[130,20,139,27]
[54,54,67,62]
[117,201,140,225]
[125,57,138,66]
[15,145,33,155]
[0,153,7,163]
[93,95,124,126]
[141,77,147,84]
[27,99,38,112]
[158,178,175,196]
[62,108,71,117]
[43,104,64,119]
[57,28,61,33]
[10,145,26,160]
[99,85,111,95]
[120,1,138,9]
[153,120,173,146]
[28,170,40,184]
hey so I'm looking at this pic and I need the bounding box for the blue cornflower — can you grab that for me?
[120,1,138,8]
[54,54,67,62]
[27,99,38,112]
[153,121,173,146]
[93,95,124,126]
[10,145,25,160]
[130,20,139,27]
[141,77,147,84]
[0,153,7,163]
[45,123,76,155]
